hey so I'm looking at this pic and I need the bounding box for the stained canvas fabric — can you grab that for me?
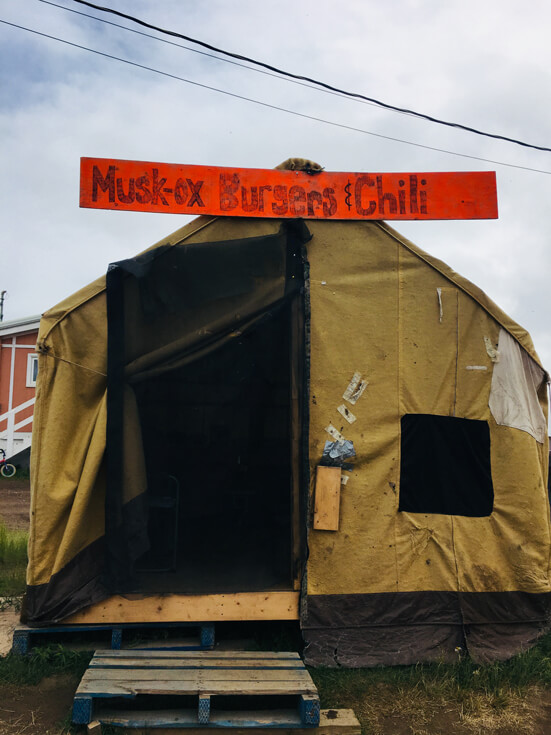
[24,211,550,667]
[302,219,550,665]
[25,217,310,621]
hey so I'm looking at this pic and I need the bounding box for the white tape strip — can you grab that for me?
[325,424,346,443]
[343,372,368,405]
[337,404,357,424]
[484,336,500,363]
[466,365,488,371]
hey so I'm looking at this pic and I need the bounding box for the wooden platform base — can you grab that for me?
[12,621,215,655]
[64,591,300,625]
[73,650,320,728]
[97,709,360,734]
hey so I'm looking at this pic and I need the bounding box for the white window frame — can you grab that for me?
[26,353,38,388]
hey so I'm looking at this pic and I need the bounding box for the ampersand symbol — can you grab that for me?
[344,180,352,210]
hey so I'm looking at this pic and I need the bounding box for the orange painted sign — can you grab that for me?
[80,158,498,220]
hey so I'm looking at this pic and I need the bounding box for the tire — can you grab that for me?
[0,463,16,478]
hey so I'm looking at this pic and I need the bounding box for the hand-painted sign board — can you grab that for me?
[80,158,498,221]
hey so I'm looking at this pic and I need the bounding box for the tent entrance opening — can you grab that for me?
[134,303,297,593]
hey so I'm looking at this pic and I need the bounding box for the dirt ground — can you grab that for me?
[0,675,79,734]
[0,478,31,531]
[0,676,550,735]
[0,609,18,658]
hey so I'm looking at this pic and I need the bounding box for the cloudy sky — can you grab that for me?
[1,0,550,367]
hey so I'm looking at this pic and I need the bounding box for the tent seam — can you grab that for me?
[453,290,459,416]
[375,221,545,370]
[395,237,402,593]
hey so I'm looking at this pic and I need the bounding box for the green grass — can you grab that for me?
[311,634,551,699]
[0,644,92,686]
[0,634,550,734]
[0,620,549,734]
[310,632,551,733]
[0,519,28,595]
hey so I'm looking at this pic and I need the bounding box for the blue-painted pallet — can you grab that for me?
[72,650,320,728]
[12,621,215,655]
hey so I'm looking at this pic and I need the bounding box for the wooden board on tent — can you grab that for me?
[313,466,342,531]
[80,158,498,221]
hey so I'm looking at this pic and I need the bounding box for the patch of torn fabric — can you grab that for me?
[343,372,368,405]
[489,328,547,443]
[337,404,357,424]
[322,439,356,462]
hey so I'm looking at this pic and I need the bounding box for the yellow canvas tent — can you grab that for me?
[25,167,550,666]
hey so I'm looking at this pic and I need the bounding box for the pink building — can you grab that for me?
[0,316,41,459]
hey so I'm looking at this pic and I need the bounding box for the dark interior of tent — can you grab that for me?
[104,224,311,596]
[132,304,297,593]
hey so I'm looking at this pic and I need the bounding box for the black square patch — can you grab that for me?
[399,414,494,517]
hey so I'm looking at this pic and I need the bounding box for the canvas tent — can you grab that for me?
[25,177,550,666]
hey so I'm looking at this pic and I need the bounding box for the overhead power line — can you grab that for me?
[2,19,550,176]
[67,0,551,154]
[39,0,418,121]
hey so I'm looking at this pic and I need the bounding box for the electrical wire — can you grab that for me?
[66,0,551,154]
[2,18,551,175]
[38,0,418,121]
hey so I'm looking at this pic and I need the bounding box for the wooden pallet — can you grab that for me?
[72,650,320,728]
[96,709,360,734]
[12,621,215,655]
